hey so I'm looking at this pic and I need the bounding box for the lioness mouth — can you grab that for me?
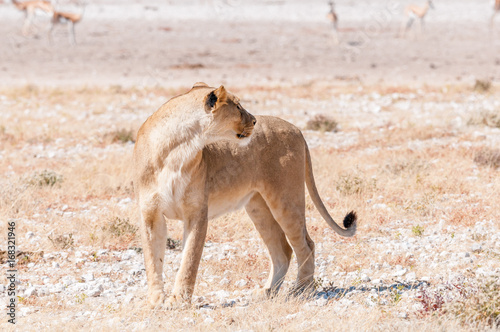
[236,133,248,139]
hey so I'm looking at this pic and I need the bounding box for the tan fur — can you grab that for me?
[491,0,500,28]
[12,0,54,36]
[327,1,339,44]
[49,7,85,45]
[133,83,357,308]
[400,0,434,37]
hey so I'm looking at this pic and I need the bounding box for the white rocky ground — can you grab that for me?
[2,218,499,328]
[0,87,499,330]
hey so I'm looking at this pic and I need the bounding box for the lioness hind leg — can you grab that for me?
[245,193,292,299]
[266,203,315,295]
[139,194,168,308]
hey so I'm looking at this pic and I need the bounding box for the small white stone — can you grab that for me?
[124,293,135,304]
[406,272,417,281]
[339,298,353,306]
[25,231,35,239]
[204,317,215,324]
[219,278,230,286]
[183,317,195,325]
[86,284,103,297]
[75,258,86,265]
[51,284,64,293]
[394,268,407,277]
[235,279,247,287]
[119,197,132,205]
[52,262,60,269]
[361,274,371,282]
[397,312,408,319]
[19,307,34,316]
[97,249,109,256]
[82,273,94,282]
[315,297,329,306]
[213,290,230,299]
[101,290,115,298]
[471,244,482,252]
[25,287,37,297]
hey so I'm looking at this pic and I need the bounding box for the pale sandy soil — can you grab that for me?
[0,0,499,88]
[0,0,500,331]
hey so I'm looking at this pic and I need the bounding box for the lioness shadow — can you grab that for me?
[314,280,430,300]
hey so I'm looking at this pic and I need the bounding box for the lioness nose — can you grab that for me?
[251,115,256,125]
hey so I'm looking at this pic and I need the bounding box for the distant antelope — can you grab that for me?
[12,0,54,36]
[491,0,500,28]
[49,4,85,45]
[399,0,434,37]
[327,1,339,44]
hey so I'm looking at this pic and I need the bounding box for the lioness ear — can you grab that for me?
[193,82,209,88]
[214,85,227,103]
[207,91,218,109]
[206,85,228,112]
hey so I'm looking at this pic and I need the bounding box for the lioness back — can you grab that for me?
[203,116,307,219]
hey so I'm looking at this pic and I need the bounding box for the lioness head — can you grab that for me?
[202,84,256,142]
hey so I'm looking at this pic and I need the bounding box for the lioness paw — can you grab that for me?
[251,288,273,301]
[165,294,190,310]
[147,290,165,309]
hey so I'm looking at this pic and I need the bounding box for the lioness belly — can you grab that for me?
[207,191,255,220]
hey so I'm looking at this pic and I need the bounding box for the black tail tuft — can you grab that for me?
[343,211,357,229]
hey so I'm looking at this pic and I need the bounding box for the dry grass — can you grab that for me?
[468,110,500,129]
[448,276,500,327]
[305,114,339,133]
[0,84,499,330]
[474,148,500,169]
[473,79,492,93]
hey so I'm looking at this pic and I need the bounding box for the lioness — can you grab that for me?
[133,83,357,308]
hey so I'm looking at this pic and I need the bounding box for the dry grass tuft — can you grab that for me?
[448,206,487,226]
[106,128,136,144]
[411,224,425,237]
[473,148,500,168]
[449,277,500,328]
[384,158,428,176]
[48,233,75,250]
[28,170,63,187]
[335,173,376,196]
[102,217,138,238]
[166,237,182,250]
[473,79,492,93]
[305,114,339,133]
[468,110,500,128]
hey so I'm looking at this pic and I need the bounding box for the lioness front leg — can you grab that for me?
[139,196,168,308]
[167,213,208,308]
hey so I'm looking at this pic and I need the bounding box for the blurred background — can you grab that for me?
[1,0,499,88]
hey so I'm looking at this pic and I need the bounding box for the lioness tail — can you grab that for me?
[304,144,357,237]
